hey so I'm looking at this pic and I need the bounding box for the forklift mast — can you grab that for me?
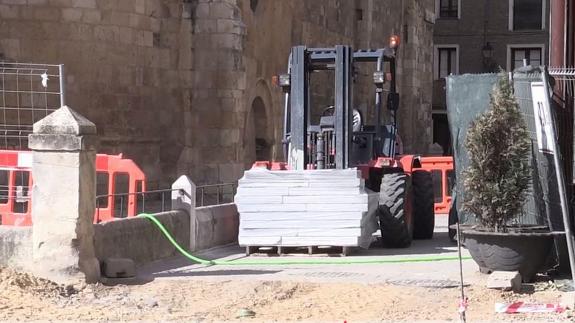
[280,45,400,171]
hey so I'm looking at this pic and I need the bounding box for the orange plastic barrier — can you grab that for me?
[93,153,146,223]
[419,156,454,215]
[0,150,146,226]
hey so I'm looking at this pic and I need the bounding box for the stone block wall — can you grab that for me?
[0,0,434,187]
[0,0,193,188]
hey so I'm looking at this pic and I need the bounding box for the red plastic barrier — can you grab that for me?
[0,150,146,226]
[419,156,454,215]
[93,153,146,223]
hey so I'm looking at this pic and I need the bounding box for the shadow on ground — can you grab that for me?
[152,269,282,278]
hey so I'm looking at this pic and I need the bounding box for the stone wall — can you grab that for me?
[94,210,190,265]
[93,204,239,265]
[0,0,193,188]
[0,0,434,187]
[186,0,436,183]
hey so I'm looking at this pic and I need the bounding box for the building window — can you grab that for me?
[437,0,459,18]
[434,46,459,79]
[508,46,544,70]
[509,0,545,30]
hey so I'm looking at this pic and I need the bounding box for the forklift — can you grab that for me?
[275,37,435,247]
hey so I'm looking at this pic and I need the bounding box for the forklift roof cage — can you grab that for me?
[282,46,398,170]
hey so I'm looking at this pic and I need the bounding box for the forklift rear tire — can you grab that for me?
[412,170,435,240]
[378,173,412,248]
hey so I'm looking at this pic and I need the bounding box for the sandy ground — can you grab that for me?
[1,217,572,321]
[0,266,572,322]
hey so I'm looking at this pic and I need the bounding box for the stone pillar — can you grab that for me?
[28,106,100,284]
[171,175,196,251]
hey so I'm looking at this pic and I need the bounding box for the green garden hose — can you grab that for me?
[138,213,472,266]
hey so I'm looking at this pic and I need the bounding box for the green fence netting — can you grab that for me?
[446,70,562,229]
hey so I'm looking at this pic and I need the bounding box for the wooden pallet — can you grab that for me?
[245,245,352,257]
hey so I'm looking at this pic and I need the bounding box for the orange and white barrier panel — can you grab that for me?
[0,150,146,226]
[419,156,454,215]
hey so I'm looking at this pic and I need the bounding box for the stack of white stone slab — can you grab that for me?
[234,168,378,249]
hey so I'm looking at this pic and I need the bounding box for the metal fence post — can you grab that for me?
[58,64,65,107]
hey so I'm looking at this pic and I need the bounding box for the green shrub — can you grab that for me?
[463,73,531,232]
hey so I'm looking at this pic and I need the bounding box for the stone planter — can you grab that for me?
[460,227,558,282]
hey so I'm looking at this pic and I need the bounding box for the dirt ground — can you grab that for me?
[0,267,572,322]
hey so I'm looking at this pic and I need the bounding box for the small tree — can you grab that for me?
[463,73,531,232]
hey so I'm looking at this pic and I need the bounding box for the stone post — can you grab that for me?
[28,106,100,284]
[171,175,196,251]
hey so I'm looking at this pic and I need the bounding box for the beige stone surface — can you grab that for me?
[30,107,100,284]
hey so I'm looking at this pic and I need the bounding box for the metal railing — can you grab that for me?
[0,62,65,150]
[196,182,236,207]
[95,188,188,220]
[94,182,237,219]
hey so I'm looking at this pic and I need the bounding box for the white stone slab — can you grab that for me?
[238,228,363,237]
[236,181,310,188]
[283,195,368,204]
[236,187,290,196]
[237,204,306,213]
[240,219,362,229]
[238,236,361,247]
[306,203,368,212]
[288,187,363,195]
[234,195,283,204]
[239,212,366,221]
[241,168,361,180]
[236,169,378,249]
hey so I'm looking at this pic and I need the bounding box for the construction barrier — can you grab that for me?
[419,156,454,215]
[0,150,146,226]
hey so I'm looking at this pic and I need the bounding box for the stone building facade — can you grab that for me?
[432,0,550,155]
[0,0,434,187]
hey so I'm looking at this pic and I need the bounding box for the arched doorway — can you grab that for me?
[244,96,271,166]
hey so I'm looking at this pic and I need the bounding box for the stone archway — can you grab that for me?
[244,96,272,166]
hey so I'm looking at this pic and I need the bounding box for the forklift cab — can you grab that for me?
[279,37,402,170]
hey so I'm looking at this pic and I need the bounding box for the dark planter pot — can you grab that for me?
[460,227,557,282]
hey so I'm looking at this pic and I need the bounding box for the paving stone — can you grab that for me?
[102,258,136,278]
[487,271,522,292]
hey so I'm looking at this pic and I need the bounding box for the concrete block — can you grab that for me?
[50,0,74,6]
[34,7,60,20]
[1,0,25,4]
[102,258,136,278]
[0,5,19,19]
[134,0,145,14]
[72,0,95,9]
[117,0,135,12]
[195,2,209,17]
[210,2,237,19]
[94,25,119,43]
[561,291,575,309]
[195,18,217,33]
[193,204,239,251]
[118,26,133,44]
[486,271,522,292]
[82,9,101,24]
[61,8,81,21]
